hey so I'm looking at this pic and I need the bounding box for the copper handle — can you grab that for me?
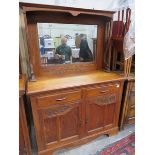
[128,117,135,120]
[56,97,66,101]
[116,84,120,88]
[100,90,108,93]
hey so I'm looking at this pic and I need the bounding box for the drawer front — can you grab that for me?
[85,82,120,98]
[37,90,81,108]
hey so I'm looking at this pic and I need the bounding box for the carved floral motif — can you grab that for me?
[93,94,116,106]
[45,102,78,118]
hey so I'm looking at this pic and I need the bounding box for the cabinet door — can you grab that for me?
[30,90,82,152]
[85,83,121,135]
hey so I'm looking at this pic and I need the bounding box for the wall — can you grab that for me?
[38,23,97,39]
[19,0,134,11]
[19,0,134,22]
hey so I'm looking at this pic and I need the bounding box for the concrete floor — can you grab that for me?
[53,125,135,155]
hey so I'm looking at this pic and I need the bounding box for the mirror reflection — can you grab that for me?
[37,23,97,65]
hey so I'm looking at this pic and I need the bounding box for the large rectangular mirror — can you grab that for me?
[37,23,97,66]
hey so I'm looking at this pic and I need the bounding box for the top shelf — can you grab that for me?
[27,71,125,95]
[19,2,115,18]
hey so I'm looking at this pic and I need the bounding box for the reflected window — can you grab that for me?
[37,23,97,66]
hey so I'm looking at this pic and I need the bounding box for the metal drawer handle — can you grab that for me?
[128,117,135,120]
[56,97,66,101]
[100,90,108,93]
[116,84,120,88]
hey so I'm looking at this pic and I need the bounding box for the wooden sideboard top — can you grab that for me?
[112,71,135,81]
[27,71,125,95]
[19,2,115,18]
[19,75,25,96]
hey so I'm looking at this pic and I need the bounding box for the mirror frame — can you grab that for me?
[20,3,114,77]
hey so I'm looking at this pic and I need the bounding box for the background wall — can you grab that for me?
[19,0,134,11]
[38,23,97,39]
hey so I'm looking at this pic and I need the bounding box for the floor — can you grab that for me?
[53,125,135,155]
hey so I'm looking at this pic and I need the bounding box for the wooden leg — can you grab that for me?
[106,127,119,137]
[108,130,119,137]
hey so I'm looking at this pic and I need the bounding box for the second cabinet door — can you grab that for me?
[85,83,121,135]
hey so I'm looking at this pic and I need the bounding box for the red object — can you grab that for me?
[112,8,131,38]
[98,133,135,155]
[112,21,125,37]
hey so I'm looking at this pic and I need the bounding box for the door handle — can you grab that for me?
[56,97,66,101]
[116,84,120,88]
[100,90,108,93]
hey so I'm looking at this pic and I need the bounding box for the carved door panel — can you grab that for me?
[31,96,82,152]
[42,102,81,142]
[85,85,120,135]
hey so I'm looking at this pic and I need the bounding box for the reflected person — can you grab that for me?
[55,37,72,64]
[79,39,93,62]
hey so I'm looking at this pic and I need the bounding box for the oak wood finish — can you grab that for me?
[19,3,126,155]
[85,83,122,136]
[27,71,125,95]
[19,2,115,18]
[104,20,113,70]
[27,71,124,155]
[119,77,135,129]
[19,76,32,155]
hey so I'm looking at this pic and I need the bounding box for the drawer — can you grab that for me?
[37,90,81,108]
[128,106,135,118]
[85,83,120,98]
